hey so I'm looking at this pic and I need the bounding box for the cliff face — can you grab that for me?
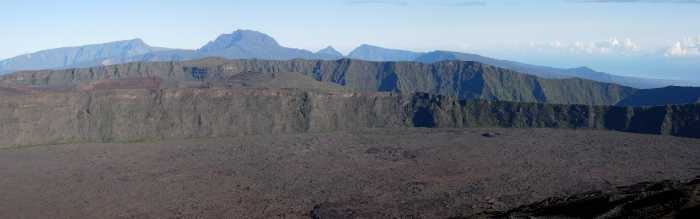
[413,93,700,138]
[0,58,636,105]
[0,89,408,147]
[616,86,700,107]
[0,88,697,147]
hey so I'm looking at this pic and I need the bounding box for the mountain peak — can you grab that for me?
[316,46,343,57]
[319,46,336,51]
[120,38,150,48]
[125,38,145,43]
[199,29,279,52]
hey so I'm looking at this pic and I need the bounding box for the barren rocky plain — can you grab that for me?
[1,128,699,218]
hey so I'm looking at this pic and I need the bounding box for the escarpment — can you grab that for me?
[0,88,698,147]
[0,58,637,105]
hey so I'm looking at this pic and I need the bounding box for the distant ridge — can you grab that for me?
[412,50,691,89]
[0,30,340,74]
[1,58,637,106]
[0,29,692,89]
[5,57,700,106]
[335,45,693,89]
[0,39,162,72]
[347,44,421,61]
[616,86,700,107]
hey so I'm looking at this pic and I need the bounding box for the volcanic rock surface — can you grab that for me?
[469,177,700,219]
[1,57,698,218]
[1,128,699,218]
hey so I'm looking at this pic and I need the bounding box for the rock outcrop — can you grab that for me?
[468,176,700,219]
[0,88,698,147]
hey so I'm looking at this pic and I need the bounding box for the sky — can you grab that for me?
[1,0,699,79]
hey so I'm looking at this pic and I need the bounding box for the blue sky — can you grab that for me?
[1,0,698,79]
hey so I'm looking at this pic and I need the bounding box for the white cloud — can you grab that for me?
[530,37,642,55]
[664,36,700,57]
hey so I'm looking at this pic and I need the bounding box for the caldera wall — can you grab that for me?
[0,88,697,147]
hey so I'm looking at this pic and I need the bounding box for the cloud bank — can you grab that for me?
[665,37,700,57]
[530,38,642,55]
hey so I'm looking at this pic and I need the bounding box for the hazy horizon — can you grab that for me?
[2,0,698,80]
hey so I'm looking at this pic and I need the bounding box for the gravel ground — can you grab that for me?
[1,128,699,218]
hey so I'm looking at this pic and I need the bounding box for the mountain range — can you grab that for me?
[0,29,695,89]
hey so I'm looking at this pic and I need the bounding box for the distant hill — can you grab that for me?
[0,39,164,72]
[315,46,343,59]
[616,86,700,107]
[347,44,421,61]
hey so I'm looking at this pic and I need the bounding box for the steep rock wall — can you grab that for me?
[0,89,409,147]
[0,89,697,147]
[0,58,636,105]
